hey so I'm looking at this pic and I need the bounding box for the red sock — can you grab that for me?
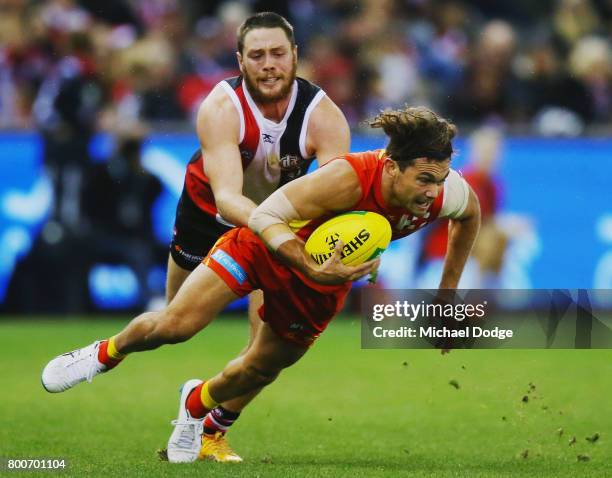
[97,340,123,370]
[186,382,210,419]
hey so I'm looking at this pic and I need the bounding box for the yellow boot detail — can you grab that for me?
[198,432,243,463]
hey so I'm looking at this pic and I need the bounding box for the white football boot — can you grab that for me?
[41,341,107,393]
[167,379,205,463]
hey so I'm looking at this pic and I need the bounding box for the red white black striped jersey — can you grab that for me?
[185,76,325,225]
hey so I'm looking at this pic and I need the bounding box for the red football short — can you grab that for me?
[203,227,352,347]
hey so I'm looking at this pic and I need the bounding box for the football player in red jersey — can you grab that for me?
[42,106,480,462]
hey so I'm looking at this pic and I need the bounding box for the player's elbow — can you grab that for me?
[248,207,278,235]
[214,192,240,220]
[248,191,299,235]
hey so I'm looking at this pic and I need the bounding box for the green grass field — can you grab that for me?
[1,316,610,477]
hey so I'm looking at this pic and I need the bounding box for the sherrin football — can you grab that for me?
[304,211,392,266]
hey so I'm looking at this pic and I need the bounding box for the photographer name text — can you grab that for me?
[371,325,513,340]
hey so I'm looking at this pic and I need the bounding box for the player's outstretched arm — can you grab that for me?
[249,159,379,284]
[439,185,481,289]
[198,85,258,227]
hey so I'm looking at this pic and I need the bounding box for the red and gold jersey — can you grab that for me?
[290,150,468,242]
[203,150,469,342]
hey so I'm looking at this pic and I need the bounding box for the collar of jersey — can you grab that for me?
[242,79,298,129]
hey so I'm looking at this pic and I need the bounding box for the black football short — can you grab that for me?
[170,187,233,271]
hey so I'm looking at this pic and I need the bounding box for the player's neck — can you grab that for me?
[380,169,396,207]
[254,95,291,123]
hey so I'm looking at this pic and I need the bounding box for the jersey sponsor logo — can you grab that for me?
[262,133,274,144]
[211,249,247,284]
[174,245,204,264]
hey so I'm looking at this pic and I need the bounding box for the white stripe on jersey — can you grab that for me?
[299,89,326,159]
[219,81,245,143]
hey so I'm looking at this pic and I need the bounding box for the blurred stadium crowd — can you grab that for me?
[1,0,611,313]
[1,0,611,134]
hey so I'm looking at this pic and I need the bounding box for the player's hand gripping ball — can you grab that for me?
[305,211,392,266]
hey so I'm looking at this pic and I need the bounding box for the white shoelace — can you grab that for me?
[170,419,203,449]
[85,344,100,383]
[62,342,100,385]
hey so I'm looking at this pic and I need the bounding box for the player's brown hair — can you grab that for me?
[237,12,295,54]
[369,106,457,170]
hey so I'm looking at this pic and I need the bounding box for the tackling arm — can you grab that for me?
[198,86,257,226]
[439,186,481,289]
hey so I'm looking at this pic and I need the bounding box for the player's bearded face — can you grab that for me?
[390,158,450,216]
[239,28,298,104]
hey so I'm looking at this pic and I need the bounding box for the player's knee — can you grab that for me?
[241,361,280,388]
[153,310,198,344]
